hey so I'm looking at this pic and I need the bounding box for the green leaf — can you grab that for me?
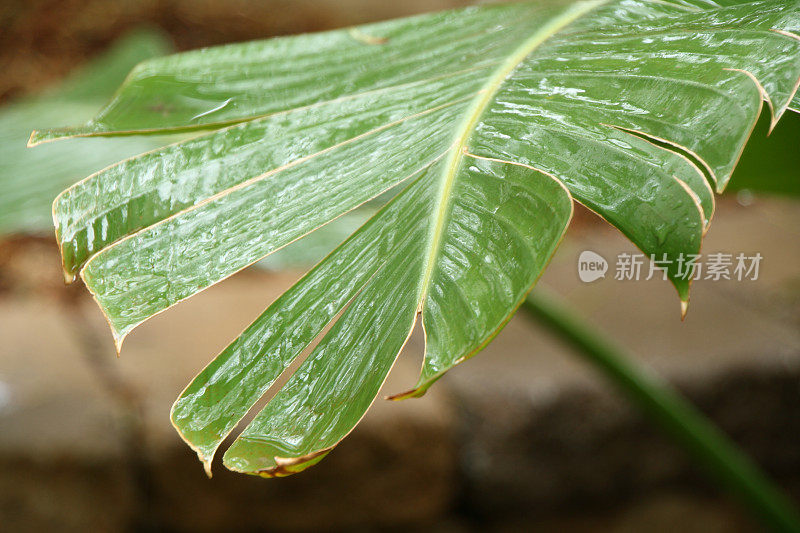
[38,0,800,476]
[0,30,174,236]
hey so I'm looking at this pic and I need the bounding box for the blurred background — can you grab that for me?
[1,1,799,531]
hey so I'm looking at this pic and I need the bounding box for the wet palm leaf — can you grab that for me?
[33,0,800,477]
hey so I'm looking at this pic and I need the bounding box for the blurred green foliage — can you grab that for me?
[0,29,175,235]
[728,110,800,197]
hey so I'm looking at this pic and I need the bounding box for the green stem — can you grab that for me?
[521,288,800,532]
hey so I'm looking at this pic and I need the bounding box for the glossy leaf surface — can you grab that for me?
[37,0,800,476]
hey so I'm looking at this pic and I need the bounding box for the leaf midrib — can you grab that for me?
[417,0,607,304]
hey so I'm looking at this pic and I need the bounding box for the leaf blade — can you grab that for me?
[42,0,800,477]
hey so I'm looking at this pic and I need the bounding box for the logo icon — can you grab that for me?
[578,251,608,283]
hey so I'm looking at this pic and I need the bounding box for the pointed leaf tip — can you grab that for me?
[113,334,125,357]
[385,387,425,401]
[62,270,76,285]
